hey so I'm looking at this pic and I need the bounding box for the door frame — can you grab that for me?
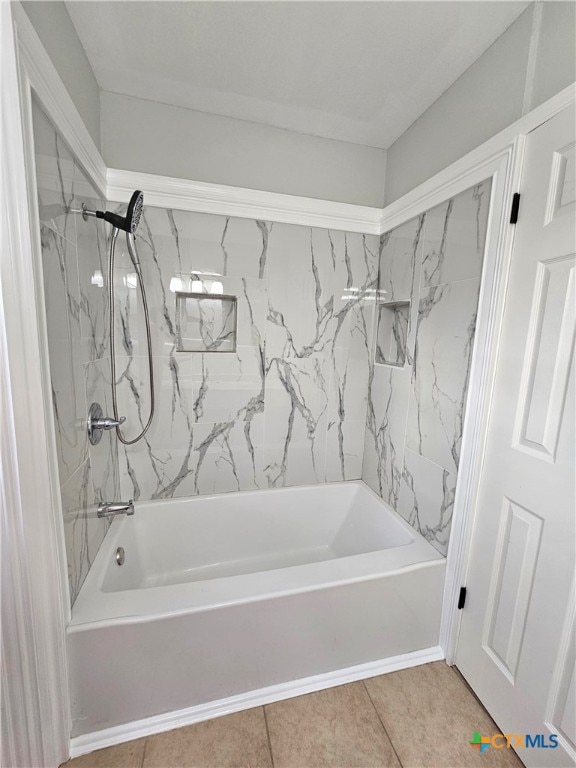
[3,2,575,762]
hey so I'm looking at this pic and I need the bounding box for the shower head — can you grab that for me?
[74,191,145,274]
[125,190,144,234]
[93,190,144,234]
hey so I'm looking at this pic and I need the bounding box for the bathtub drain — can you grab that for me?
[115,547,125,566]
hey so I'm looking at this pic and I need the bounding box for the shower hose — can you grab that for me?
[108,227,155,444]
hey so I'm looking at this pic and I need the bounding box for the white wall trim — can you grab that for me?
[70,645,443,758]
[379,141,525,666]
[1,4,70,766]
[9,2,575,238]
[107,85,574,235]
[522,2,543,116]
[11,2,107,197]
[376,83,575,666]
[377,85,576,666]
[440,142,525,663]
[106,168,383,234]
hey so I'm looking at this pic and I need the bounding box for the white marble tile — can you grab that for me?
[172,276,267,351]
[116,353,194,449]
[421,179,492,288]
[363,365,411,507]
[118,411,196,502]
[193,416,265,495]
[61,458,110,605]
[32,99,76,244]
[85,358,120,506]
[188,346,265,424]
[74,166,109,363]
[266,226,377,360]
[378,214,425,302]
[266,225,337,359]
[397,449,456,556]
[49,338,89,486]
[118,415,265,502]
[40,224,81,341]
[405,278,481,474]
[113,208,377,504]
[116,223,267,357]
[377,215,423,368]
[325,420,365,482]
[40,225,88,484]
[114,349,263,499]
[138,207,267,281]
[328,346,370,425]
[264,358,329,487]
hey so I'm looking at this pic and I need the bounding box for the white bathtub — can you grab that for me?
[68,481,446,748]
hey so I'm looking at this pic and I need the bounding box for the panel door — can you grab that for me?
[456,103,575,767]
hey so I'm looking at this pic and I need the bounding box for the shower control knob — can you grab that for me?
[87,402,126,445]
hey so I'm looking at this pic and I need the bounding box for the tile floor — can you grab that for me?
[64,661,523,768]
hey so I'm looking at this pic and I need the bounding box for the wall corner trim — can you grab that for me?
[106,169,383,234]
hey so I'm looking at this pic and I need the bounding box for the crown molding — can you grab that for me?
[106,169,383,234]
[12,0,575,238]
[381,82,576,234]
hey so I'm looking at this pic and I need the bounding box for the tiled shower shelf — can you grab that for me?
[375,300,410,367]
[176,292,238,353]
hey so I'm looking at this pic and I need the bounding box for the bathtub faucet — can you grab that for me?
[97,500,135,518]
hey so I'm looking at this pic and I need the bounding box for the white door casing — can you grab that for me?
[456,103,576,768]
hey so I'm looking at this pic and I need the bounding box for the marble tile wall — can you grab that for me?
[32,99,120,605]
[34,92,489,596]
[110,207,379,500]
[362,180,492,555]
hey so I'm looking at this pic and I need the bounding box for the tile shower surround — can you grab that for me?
[34,99,491,602]
[363,180,492,555]
[111,209,379,501]
[33,99,120,604]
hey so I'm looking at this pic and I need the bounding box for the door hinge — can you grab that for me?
[458,587,467,610]
[510,193,521,224]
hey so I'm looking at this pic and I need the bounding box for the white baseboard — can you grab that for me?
[70,645,444,758]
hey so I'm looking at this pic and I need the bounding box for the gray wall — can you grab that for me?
[100,91,387,207]
[21,1,101,148]
[385,2,576,204]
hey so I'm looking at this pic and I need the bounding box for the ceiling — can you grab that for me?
[66,1,528,149]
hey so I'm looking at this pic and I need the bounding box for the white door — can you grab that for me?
[456,103,576,768]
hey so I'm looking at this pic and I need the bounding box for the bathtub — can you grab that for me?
[68,481,446,750]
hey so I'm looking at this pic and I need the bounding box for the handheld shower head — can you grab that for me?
[95,190,144,234]
[74,190,145,274]
[125,190,144,234]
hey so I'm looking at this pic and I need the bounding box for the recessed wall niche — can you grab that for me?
[175,292,237,352]
[375,300,410,366]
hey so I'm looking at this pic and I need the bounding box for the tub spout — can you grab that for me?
[97,500,135,518]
